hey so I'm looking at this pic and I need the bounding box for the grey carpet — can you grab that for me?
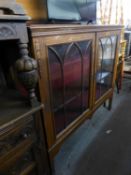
[73,92,131,175]
[54,79,131,175]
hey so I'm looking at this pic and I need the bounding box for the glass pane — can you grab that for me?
[82,42,91,110]
[65,95,82,125]
[1,150,35,175]
[54,108,65,134]
[48,41,92,134]
[64,44,82,101]
[48,48,63,109]
[96,36,117,100]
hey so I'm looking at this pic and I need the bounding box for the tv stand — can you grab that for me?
[29,24,122,159]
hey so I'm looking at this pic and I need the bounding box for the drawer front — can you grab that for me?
[0,149,37,175]
[0,115,39,175]
[0,119,35,159]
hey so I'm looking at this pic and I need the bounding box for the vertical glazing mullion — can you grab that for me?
[110,36,117,86]
[61,61,66,129]
[80,49,83,113]
[75,43,84,112]
[63,43,74,127]
[49,47,66,132]
[81,47,84,112]
[99,39,104,96]
[85,41,91,109]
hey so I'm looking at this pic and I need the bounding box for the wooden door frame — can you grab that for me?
[92,30,121,110]
[32,32,95,158]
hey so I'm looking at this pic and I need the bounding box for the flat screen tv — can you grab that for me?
[47,0,98,24]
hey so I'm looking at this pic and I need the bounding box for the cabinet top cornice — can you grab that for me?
[29,24,123,37]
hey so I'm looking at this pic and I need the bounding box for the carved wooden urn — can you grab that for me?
[0,0,39,106]
[15,43,38,106]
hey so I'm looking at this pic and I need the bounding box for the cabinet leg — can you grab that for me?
[51,160,55,175]
[103,101,106,108]
[108,97,113,111]
[116,80,120,94]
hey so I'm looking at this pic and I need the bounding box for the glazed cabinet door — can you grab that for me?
[94,31,120,106]
[48,40,94,134]
[33,33,95,156]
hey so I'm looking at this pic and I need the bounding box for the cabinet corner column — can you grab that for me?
[15,42,39,107]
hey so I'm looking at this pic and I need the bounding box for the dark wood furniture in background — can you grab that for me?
[116,40,126,93]
[29,24,122,159]
[0,102,51,175]
[123,31,131,76]
[0,1,51,174]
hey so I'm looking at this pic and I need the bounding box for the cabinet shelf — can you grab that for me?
[96,71,111,83]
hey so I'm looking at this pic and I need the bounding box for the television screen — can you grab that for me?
[48,0,97,23]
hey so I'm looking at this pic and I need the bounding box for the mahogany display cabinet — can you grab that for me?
[29,24,122,159]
